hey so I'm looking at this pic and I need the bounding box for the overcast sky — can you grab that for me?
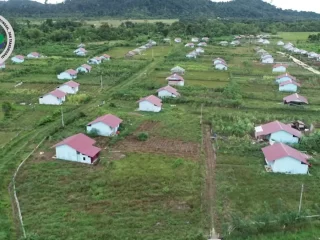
[30,0,320,13]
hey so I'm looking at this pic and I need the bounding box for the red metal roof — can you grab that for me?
[276,73,296,80]
[64,80,80,88]
[88,114,123,128]
[137,95,162,107]
[280,79,301,87]
[81,64,92,70]
[49,89,67,98]
[102,54,110,58]
[78,48,87,52]
[15,55,24,60]
[255,120,302,138]
[53,133,101,158]
[65,69,77,75]
[213,58,225,62]
[166,74,184,82]
[157,85,180,96]
[262,143,310,164]
[283,93,308,104]
[273,64,288,68]
[29,52,40,57]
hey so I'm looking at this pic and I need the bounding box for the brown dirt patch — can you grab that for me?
[134,120,161,132]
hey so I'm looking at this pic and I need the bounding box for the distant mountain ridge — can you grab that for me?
[0,0,320,19]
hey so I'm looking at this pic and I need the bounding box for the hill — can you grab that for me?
[0,0,320,19]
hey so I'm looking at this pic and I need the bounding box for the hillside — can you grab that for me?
[0,0,320,19]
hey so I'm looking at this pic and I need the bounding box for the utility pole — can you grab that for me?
[61,107,64,128]
[298,184,304,215]
[100,73,103,89]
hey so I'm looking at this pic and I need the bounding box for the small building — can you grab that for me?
[230,40,240,46]
[175,38,182,43]
[87,57,101,65]
[196,47,204,54]
[220,41,228,46]
[39,89,67,105]
[57,80,80,94]
[202,37,209,42]
[171,66,185,75]
[57,69,77,80]
[261,56,274,64]
[279,80,301,92]
[149,40,157,46]
[215,62,228,70]
[157,85,180,98]
[125,51,136,58]
[262,143,310,174]
[213,58,226,65]
[272,64,287,73]
[166,74,185,86]
[198,42,207,47]
[11,55,24,63]
[283,93,308,105]
[308,52,318,59]
[186,52,197,59]
[255,120,302,144]
[262,39,270,45]
[87,114,123,136]
[0,62,5,69]
[100,54,111,61]
[261,54,272,60]
[74,48,87,56]
[185,43,195,48]
[137,95,162,112]
[300,50,308,55]
[277,41,284,46]
[257,38,264,43]
[27,52,40,59]
[163,38,171,42]
[76,64,92,73]
[257,49,267,55]
[276,73,296,84]
[53,133,101,165]
[78,43,85,48]
[191,37,199,43]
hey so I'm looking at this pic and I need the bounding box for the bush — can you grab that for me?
[37,115,54,126]
[87,128,100,137]
[137,132,149,141]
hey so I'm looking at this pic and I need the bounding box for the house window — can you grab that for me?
[83,157,86,160]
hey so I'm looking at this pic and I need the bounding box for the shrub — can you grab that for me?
[37,115,54,126]
[137,132,149,141]
[87,128,100,137]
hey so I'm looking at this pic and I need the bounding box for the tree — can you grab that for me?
[2,102,13,118]
[223,81,242,100]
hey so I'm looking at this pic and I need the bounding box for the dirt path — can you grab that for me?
[277,51,320,75]
[203,125,220,239]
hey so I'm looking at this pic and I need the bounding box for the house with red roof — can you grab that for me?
[39,89,67,105]
[283,93,308,105]
[0,62,5,69]
[137,95,162,112]
[157,85,180,98]
[255,120,302,144]
[87,114,123,136]
[262,143,311,174]
[100,54,111,61]
[76,64,92,73]
[57,80,80,94]
[74,48,87,56]
[87,57,102,65]
[215,62,228,70]
[198,42,207,47]
[272,64,287,73]
[191,37,199,43]
[279,80,300,92]
[213,58,226,65]
[261,55,274,64]
[166,74,185,86]
[27,52,41,59]
[57,69,77,80]
[53,133,101,164]
[11,55,24,64]
[276,73,296,84]
[185,43,195,48]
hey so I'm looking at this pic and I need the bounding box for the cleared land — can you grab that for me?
[0,31,320,240]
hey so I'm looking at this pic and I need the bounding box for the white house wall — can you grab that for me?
[276,76,293,83]
[139,101,161,112]
[168,80,184,86]
[56,144,92,164]
[270,130,299,144]
[272,66,286,73]
[158,90,177,98]
[272,157,308,174]
[57,73,73,80]
[58,85,78,94]
[12,58,24,63]
[76,67,88,73]
[215,64,227,70]
[39,95,62,105]
[279,84,298,92]
[87,122,119,136]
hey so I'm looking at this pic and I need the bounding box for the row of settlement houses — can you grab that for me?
[137,66,185,112]
[255,47,274,64]
[186,47,205,59]
[125,40,157,58]
[212,58,228,70]
[255,120,312,174]
[283,42,317,59]
[178,37,209,45]
[54,114,123,164]
[0,52,42,68]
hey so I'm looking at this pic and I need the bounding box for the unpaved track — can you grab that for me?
[203,125,219,238]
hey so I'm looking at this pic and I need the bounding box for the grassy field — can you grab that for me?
[1,31,320,240]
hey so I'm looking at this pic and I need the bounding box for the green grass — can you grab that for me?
[277,32,318,42]
[17,153,204,240]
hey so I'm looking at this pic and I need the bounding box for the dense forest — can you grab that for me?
[0,0,320,19]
